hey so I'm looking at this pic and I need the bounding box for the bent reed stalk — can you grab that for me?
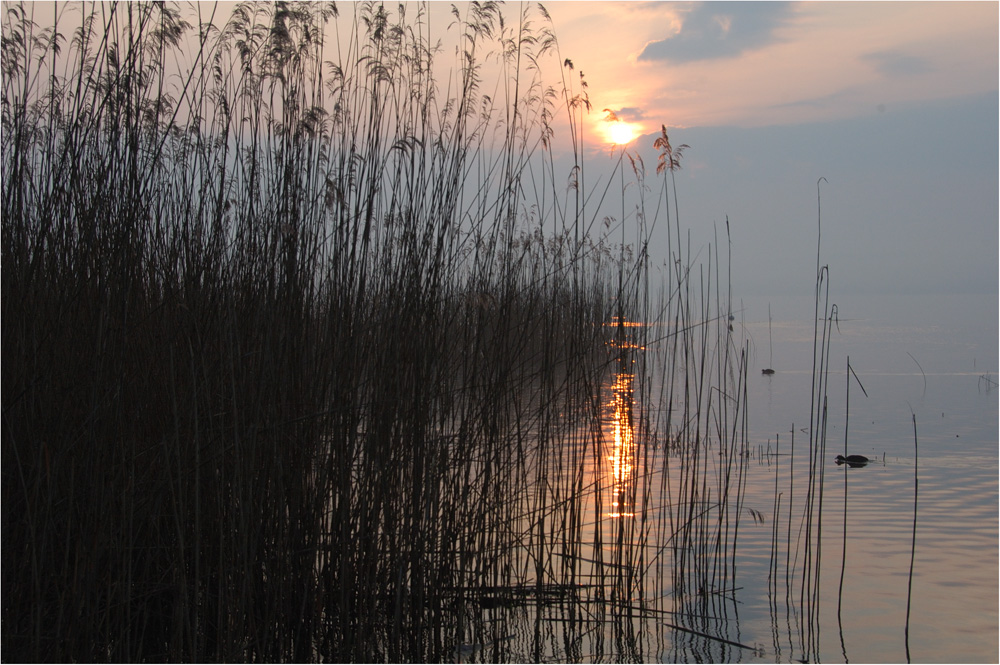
[3,3,752,662]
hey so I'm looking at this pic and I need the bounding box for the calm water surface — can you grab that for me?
[731,292,998,663]
[460,292,996,663]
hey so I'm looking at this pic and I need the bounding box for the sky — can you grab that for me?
[21,1,998,298]
[531,1,998,298]
[544,2,996,130]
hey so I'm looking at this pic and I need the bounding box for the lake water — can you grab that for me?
[472,291,997,663]
[725,291,998,663]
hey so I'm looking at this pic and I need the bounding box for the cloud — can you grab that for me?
[765,86,864,113]
[860,50,932,78]
[610,106,647,122]
[637,2,795,63]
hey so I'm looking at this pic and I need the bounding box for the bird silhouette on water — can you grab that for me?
[835,454,870,467]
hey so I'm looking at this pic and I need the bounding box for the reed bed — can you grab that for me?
[4,2,760,662]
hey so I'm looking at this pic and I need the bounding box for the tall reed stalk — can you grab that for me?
[3,2,757,661]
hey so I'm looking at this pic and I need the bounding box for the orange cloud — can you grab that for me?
[544,2,997,132]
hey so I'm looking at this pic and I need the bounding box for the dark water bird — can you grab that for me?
[761,368,775,375]
[835,454,870,467]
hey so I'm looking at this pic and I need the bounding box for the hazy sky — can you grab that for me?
[535,1,998,297]
[24,1,998,297]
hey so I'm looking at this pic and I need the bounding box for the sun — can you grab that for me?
[608,122,638,145]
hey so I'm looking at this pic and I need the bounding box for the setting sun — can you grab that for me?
[607,121,638,145]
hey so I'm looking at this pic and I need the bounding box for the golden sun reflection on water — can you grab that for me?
[608,370,635,518]
[604,317,645,519]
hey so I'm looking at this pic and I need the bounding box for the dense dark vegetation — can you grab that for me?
[3,2,770,662]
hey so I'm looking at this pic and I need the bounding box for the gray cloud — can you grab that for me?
[860,51,932,78]
[638,2,795,63]
[765,86,863,112]
[613,107,648,122]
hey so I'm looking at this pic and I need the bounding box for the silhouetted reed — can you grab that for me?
[747,178,847,663]
[3,2,757,662]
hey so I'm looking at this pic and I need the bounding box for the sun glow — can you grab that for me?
[607,122,638,145]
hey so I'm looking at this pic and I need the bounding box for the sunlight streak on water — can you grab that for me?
[608,370,636,518]
[475,297,996,663]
